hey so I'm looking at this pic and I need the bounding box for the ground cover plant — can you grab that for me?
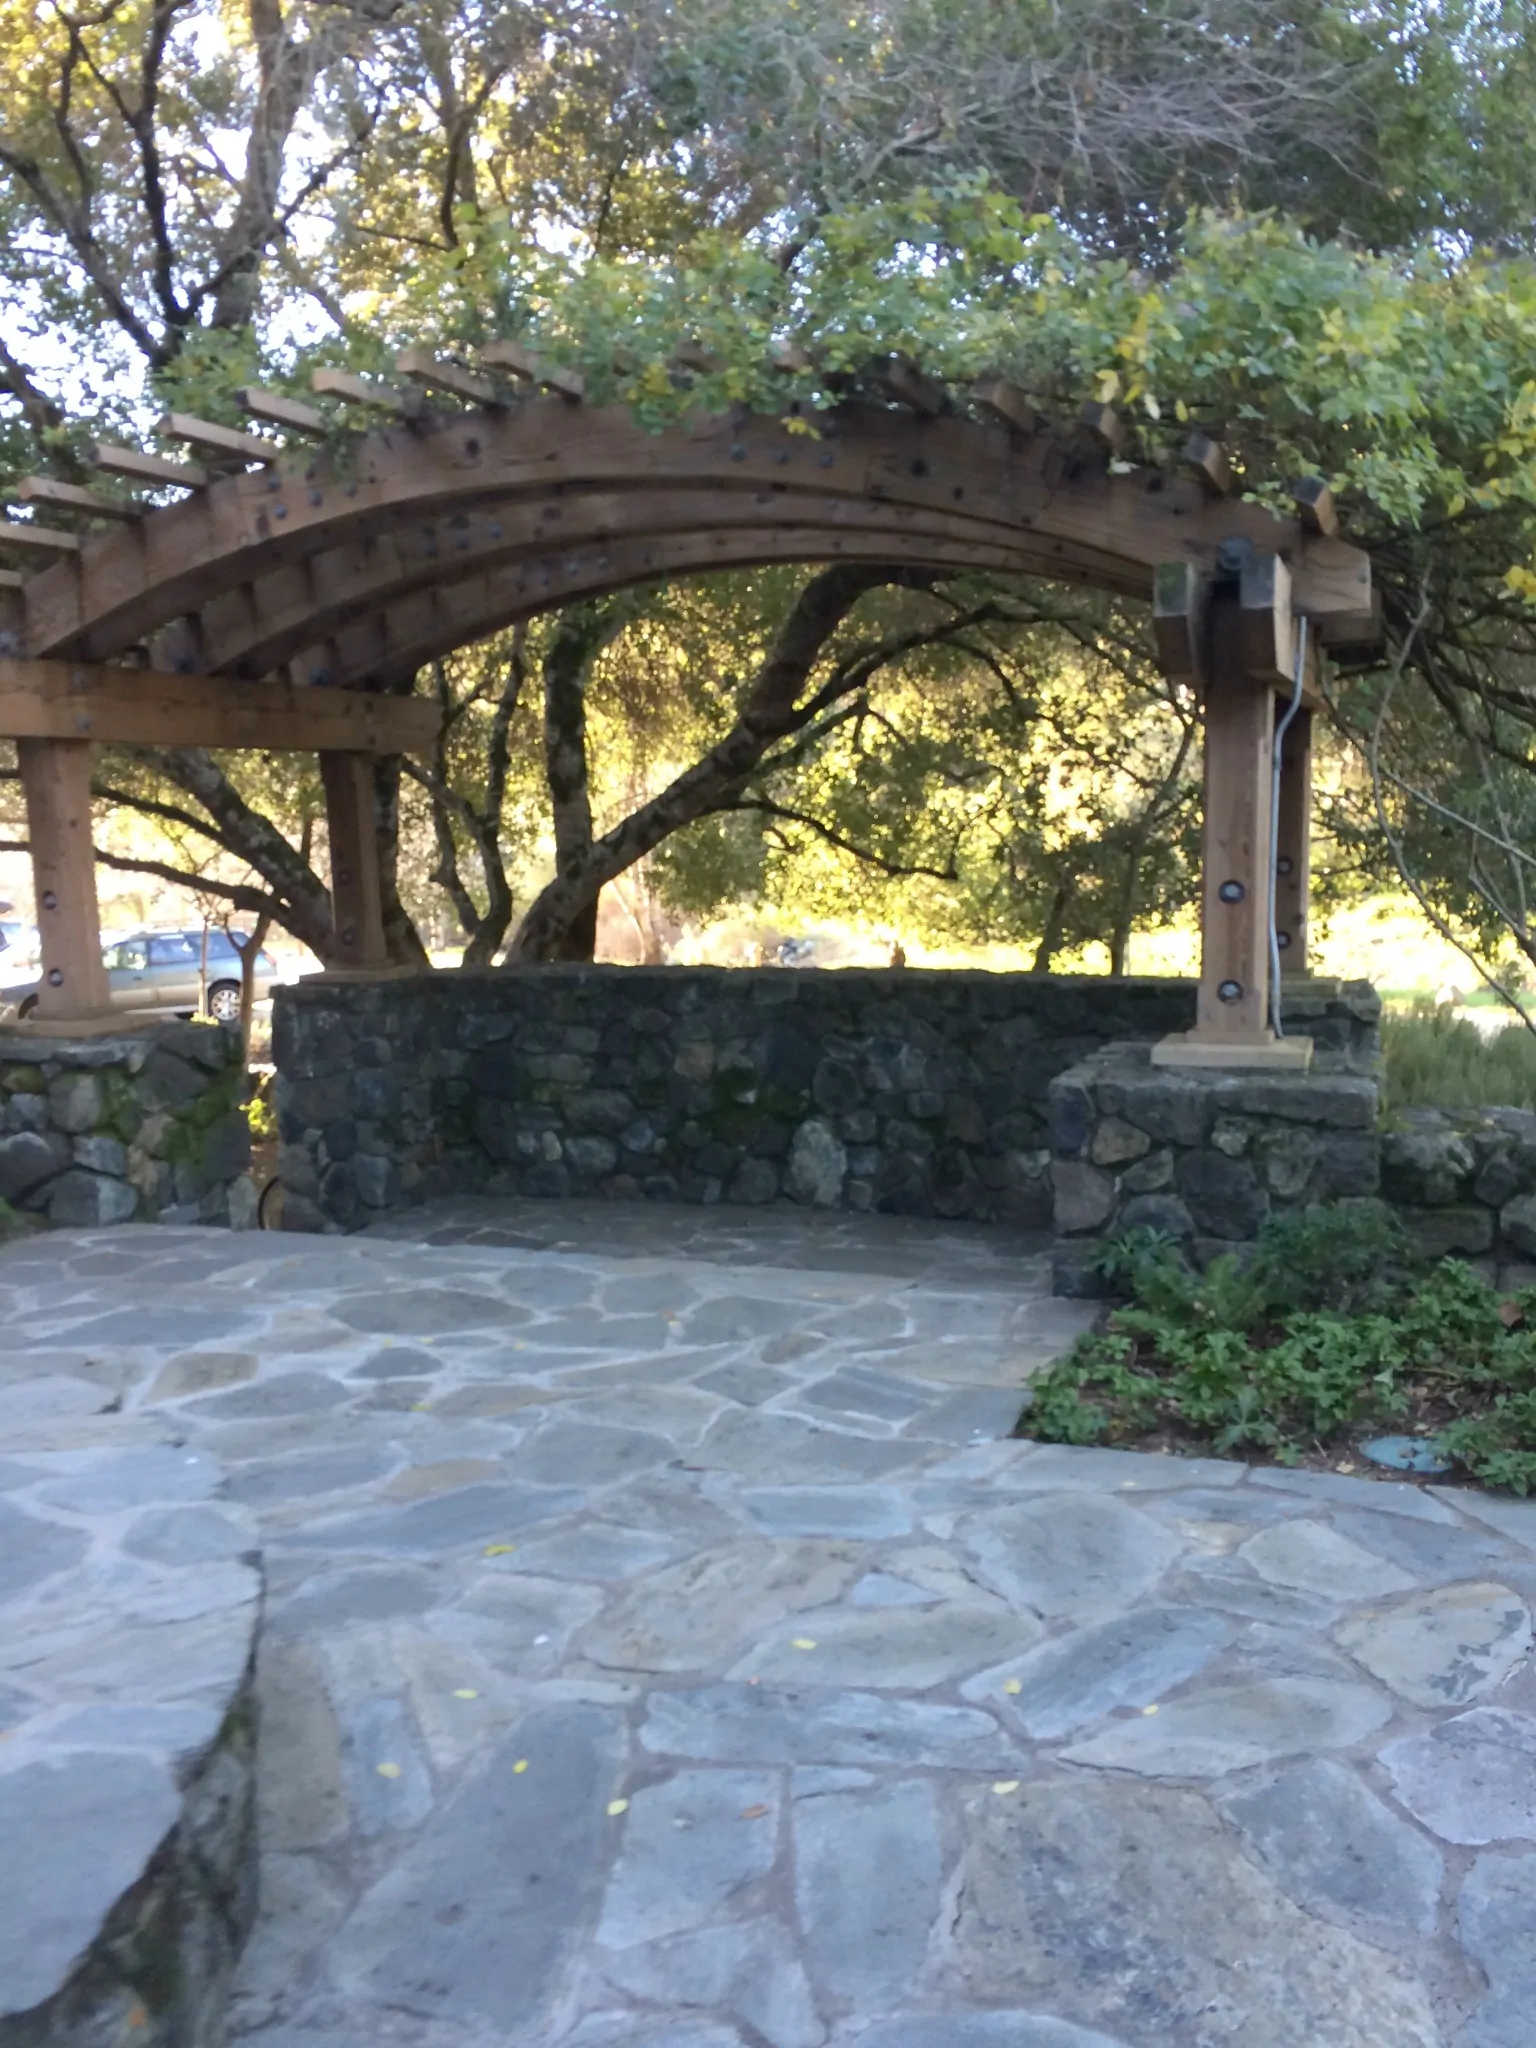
[1382,1004,1536,1114]
[1020,1202,1536,1492]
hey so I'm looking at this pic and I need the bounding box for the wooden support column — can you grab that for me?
[19,738,110,1018]
[1274,704,1313,974]
[1194,590,1275,1043]
[319,751,389,970]
[1152,587,1311,1069]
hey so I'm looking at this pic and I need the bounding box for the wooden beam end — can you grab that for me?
[1293,476,1340,538]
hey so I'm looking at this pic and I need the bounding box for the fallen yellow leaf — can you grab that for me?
[484,1544,516,1556]
[1003,1679,1022,1696]
[791,1638,817,1650]
[375,1762,403,1780]
[1142,1705,1160,1716]
[513,1758,529,1774]
[607,1798,630,1817]
[991,1781,1021,1796]
[740,1803,770,1820]
[452,1688,479,1700]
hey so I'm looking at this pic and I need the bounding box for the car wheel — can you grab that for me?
[207,981,242,1024]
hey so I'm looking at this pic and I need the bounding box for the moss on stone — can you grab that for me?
[1,1063,46,1094]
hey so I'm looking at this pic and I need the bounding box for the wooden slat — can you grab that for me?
[0,657,441,752]
[0,520,81,556]
[879,357,945,416]
[972,379,1038,433]
[1080,400,1127,454]
[238,386,326,436]
[157,411,277,466]
[19,736,110,1018]
[1183,433,1232,497]
[16,478,138,523]
[672,340,723,374]
[90,442,210,490]
[1152,561,1208,682]
[770,341,815,373]
[310,367,413,417]
[1293,476,1339,538]
[396,350,499,406]
[477,341,585,400]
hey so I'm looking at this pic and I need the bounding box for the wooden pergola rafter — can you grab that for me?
[0,355,1377,1059]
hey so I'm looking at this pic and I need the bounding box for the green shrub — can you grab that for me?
[1382,1004,1536,1113]
[1023,1202,1536,1492]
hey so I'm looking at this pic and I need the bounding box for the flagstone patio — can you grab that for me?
[3,1201,1536,2047]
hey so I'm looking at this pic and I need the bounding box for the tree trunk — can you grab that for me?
[508,565,911,962]
[532,602,629,961]
[1031,879,1071,973]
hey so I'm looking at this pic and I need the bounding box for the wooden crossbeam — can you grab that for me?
[15,477,138,523]
[1183,433,1232,498]
[0,658,441,753]
[90,442,209,490]
[0,520,80,557]
[238,386,327,436]
[0,570,23,592]
[1152,561,1208,683]
[478,341,585,400]
[1240,551,1296,684]
[310,367,414,417]
[157,411,277,466]
[396,349,500,406]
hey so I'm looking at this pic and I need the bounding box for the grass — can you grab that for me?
[1381,1004,1536,1115]
[1021,1203,1536,1493]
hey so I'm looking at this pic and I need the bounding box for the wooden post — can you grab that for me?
[19,738,110,1018]
[1151,586,1312,1068]
[1274,704,1312,974]
[319,750,389,970]
[1194,591,1275,1043]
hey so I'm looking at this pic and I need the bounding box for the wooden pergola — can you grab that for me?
[0,351,1375,1061]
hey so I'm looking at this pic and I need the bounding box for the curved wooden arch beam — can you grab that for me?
[178,485,1139,681]
[22,399,1372,663]
[303,525,1050,693]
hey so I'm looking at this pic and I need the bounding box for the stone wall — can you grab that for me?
[0,1022,254,1229]
[1048,986,1536,1290]
[1047,1039,1383,1294]
[272,966,1202,1232]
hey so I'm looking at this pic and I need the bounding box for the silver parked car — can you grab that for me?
[4,927,277,1023]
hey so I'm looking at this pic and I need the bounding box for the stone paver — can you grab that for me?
[1,1198,1534,2046]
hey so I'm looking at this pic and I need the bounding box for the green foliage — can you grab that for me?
[1382,1006,1536,1114]
[1023,1203,1536,1492]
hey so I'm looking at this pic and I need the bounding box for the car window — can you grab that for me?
[148,934,200,965]
[104,942,147,970]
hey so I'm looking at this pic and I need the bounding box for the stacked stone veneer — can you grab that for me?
[272,966,1195,1232]
[0,1022,254,1229]
[1048,981,1536,1289]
